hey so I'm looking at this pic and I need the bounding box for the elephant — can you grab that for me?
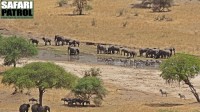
[38,106,50,112]
[69,40,80,47]
[63,38,71,45]
[121,48,137,57]
[31,103,40,112]
[31,104,50,112]
[139,48,150,57]
[108,45,120,54]
[68,46,79,55]
[54,35,65,46]
[155,49,171,59]
[30,38,39,46]
[121,48,129,56]
[19,103,30,112]
[130,50,137,57]
[146,48,159,58]
[97,44,107,54]
[164,47,175,56]
[42,37,51,46]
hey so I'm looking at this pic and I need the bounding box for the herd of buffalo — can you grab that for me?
[30,35,175,59]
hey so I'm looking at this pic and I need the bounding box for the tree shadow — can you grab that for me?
[145,103,184,107]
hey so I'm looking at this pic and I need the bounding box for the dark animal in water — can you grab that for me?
[68,47,79,55]
[69,40,80,47]
[97,44,107,54]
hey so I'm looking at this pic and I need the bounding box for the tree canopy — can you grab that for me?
[0,36,38,67]
[160,53,200,102]
[2,62,78,105]
[73,68,107,106]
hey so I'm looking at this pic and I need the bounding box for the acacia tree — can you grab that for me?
[73,68,107,106]
[2,62,78,106]
[1,67,31,94]
[160,53,200,102]
[72,0,91,15]
[0,36,38,67]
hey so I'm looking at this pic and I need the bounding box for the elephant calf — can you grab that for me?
[19,103,30,112]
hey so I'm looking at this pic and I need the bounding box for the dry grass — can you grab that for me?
[1,1,200,111]
[0,0,200,55]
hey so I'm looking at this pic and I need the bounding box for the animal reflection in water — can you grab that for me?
[97,57,162,68]
[68,46,79,60]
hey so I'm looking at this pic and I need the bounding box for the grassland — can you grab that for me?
[0,0,200,54]
[0,0,200,112]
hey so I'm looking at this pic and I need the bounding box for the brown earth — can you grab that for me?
[1,0,200,111]
[0,0,200,54]
[1,59,200,112]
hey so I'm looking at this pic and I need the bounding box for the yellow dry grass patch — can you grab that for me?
[0,0,200,55]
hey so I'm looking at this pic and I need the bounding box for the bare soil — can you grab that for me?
[1,58,200,112]
[0,0,200,111]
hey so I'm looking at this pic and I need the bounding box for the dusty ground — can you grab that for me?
[0,0,200,111]
[0,0,200,54]
[1,59,200,112]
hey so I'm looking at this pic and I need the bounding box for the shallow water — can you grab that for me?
[33,50,160,69]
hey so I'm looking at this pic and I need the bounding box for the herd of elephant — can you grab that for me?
[29,35,175,59]
[97,44,175,59]
[19,103,50,112]
[29,35,80,55]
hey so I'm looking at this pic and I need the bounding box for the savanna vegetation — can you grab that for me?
[160,53,200,102]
